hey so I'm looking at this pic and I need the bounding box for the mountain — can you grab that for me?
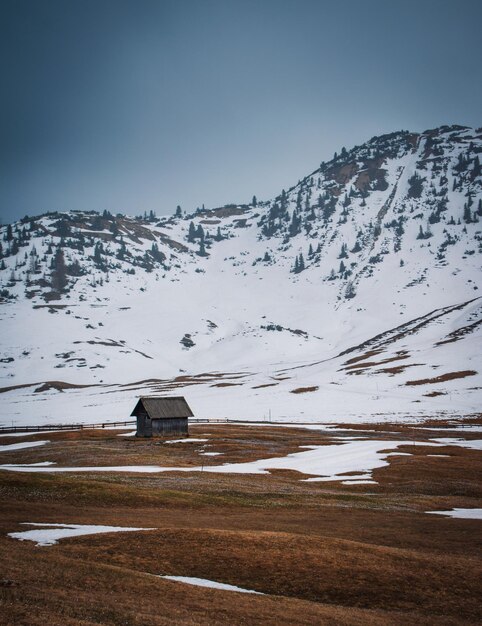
[1,124,481,425]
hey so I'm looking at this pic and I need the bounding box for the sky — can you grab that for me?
[1,0,482,224]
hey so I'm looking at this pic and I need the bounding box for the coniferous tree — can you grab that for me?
[252,195,257,207]
[187,221,196,243]
[5,224,13,242]
[175,205,182,218]
[298,252,305,272]
[463,203,472,224]
[51,248,67,292]
[198,240,207,257]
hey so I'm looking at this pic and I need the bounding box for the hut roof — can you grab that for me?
[131,396,193,419]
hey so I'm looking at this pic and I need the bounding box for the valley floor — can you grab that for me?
[1,420,481,625]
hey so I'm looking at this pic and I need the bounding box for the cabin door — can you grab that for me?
[144,415,152,436]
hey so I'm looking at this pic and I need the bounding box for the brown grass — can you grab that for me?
[406,370,477,386]
[290,386,319,394]
[0,422,481,625]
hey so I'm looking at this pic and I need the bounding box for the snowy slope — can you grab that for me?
[0,124,481,425]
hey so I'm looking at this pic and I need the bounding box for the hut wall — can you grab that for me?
[152,417,188,437]
[136,412,152,437]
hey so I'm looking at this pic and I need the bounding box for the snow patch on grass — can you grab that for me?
[8,522,156,546]
[427,509,482,520]
[0,440,49,452]
[160,575,264,594]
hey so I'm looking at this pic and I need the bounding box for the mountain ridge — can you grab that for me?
[1,123,481,424]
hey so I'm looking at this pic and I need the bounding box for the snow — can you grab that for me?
[0,125,481,427]
[0,439,441,482]
[427,509,482,520]
[165,438,208,444]
[8,522,156,546]
[160,576,263,594]
[0,440,49,452]
[341,479,377,485]
[430,438,482,450]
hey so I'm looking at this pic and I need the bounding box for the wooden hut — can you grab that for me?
[131,396,193,438]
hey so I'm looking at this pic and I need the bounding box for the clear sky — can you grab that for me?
[1,0,481,223]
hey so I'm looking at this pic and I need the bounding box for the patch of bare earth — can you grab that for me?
[290,386,319,394]
[405,370,477,386]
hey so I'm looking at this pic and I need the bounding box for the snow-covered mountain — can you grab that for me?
[1,124,481,425]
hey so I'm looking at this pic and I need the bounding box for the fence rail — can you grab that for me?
[0,417,231,434]
[0,420,136,434]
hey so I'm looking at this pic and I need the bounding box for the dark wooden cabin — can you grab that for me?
[131,396,193,438]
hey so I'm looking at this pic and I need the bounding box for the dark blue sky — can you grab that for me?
[1,0,481,223]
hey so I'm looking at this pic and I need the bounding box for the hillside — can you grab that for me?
[1,124,481,424]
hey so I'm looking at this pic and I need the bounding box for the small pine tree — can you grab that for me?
[252,195,257,207]
[198,240,207,257]
[463,203,472,224]
[298,253,305,272]
[51,248,67,292]
[175,205,182,218]
[187,221,196,242]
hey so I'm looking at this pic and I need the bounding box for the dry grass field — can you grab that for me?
[0,420,481,625]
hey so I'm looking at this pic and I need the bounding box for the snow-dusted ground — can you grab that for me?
[160,576,263,594]
[8,523,156,546]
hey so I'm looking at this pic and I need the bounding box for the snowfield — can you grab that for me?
[0,125,481,426]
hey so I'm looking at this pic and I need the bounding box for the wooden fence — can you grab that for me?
[0,417,229,434]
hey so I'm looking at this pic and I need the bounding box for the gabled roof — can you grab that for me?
[131,396,193,419]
